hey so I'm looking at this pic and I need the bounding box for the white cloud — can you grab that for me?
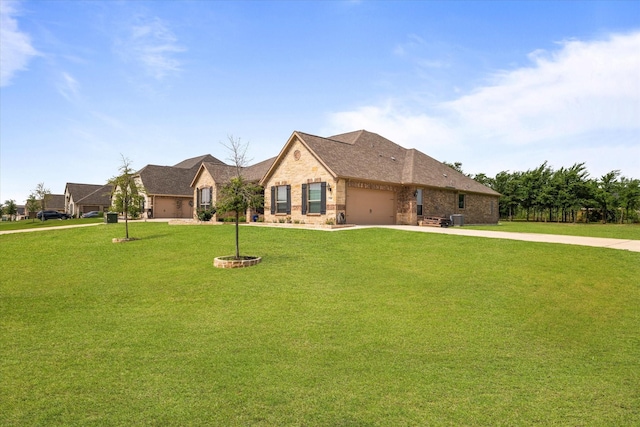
[117,15,185,81]
[327,31,640,177]
[326,101,459,148]
[57,71,80,101]
[445,32,640,145]
[0,0,39,86]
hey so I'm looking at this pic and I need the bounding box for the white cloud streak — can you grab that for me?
[0,0,39,87]
[57,71,80,101]
[117,16,185,81]
[328,31,640,176]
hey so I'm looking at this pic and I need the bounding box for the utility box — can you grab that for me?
[450,214,464,226]
[105,212,118,224]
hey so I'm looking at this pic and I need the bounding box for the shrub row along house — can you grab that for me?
[68,129,500,225]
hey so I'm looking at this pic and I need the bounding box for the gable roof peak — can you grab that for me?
[173,154,225,169]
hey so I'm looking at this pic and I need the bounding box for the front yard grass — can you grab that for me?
[0,217,103,231]
[1,223,638,425]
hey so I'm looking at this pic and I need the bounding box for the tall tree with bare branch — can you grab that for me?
[216,136,264,259]
[109,155,144,239]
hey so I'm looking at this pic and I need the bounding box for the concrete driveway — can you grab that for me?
[348,225,640,252]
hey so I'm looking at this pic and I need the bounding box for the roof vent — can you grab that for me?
[443,173,448,177]
[391,157,396,161]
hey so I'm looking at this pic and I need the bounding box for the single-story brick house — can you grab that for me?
[25,194,66,219]
[134,155,222,219]
[64,183,112,218]
[190,156,276,220]
[260,130,500,225]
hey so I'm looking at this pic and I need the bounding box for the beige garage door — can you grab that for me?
[153,198,174,218]
[346,187,395,225]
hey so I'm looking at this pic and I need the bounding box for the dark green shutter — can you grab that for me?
[301,184,307,215]
[286,185,291,214]
[320,182,327,214]
[196,187,200,209]
[270,186,275,214]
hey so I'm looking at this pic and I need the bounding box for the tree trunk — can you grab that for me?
[235,211,240,260]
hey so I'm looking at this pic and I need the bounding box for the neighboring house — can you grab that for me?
[260,130,500,225]
[26,194,66,218]
[135,155,224,219]
[190,156,276,220]
[65,183,112,218]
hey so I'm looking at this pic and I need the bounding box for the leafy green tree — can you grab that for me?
[594,171,621,223]
[493,171,522,220]
[33,182,51,221]
[216,136,264,260]
[548,163,589,222]
[26,194,40,223]
[109,155,144,239]
[3,200,18,221]
[619,176,640,223]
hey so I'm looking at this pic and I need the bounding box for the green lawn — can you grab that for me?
[1,223,639,426]
[466,221,640,240]
[0,217,103,231]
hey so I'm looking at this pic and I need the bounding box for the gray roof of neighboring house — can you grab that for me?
[138,164,197,196]
[138,154,227,196]
[47,194,65,210]
[244,156,277,182]
[173,154,225,169]
[194,157,277,187]
[76,184,113,205]
[66,183,104,200]
[291,130,499,196]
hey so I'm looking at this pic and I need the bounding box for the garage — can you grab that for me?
[152,197,191,219]
[346,187,396,225]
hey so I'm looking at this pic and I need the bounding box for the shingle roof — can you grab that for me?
[243,157,277,182]
[76,184,113,205]
[173,154,225,169]
[138,165,197,196]
[47,194,65,210]
[194,157,277,187]
[291,130,499,196]
[66,183,104,201]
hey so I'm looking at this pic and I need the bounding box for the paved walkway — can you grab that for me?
[2,221,639,252]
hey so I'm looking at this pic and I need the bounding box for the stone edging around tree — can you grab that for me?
[214,256,262,269]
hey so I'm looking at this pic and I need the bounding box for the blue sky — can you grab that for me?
[1,0,639,204]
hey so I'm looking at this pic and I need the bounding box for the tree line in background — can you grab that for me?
[447,161,640,223]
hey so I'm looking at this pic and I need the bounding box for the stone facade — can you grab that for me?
[262,134,499,225]
[263,138,339,225]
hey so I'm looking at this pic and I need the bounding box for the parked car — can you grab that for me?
[81,211,100,218]
[36,210,70,220]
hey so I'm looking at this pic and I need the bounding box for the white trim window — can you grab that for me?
[199,187,212,210]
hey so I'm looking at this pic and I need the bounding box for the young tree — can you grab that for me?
[216,136,264,260]
[594,171,621,223]
[619,176,640,224]
[109,155,144,239]
[26,194,40,223]
[3,200,18,221]
[33,182,51,221]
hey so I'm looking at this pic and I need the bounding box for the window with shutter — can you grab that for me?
[275,185,289,214]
